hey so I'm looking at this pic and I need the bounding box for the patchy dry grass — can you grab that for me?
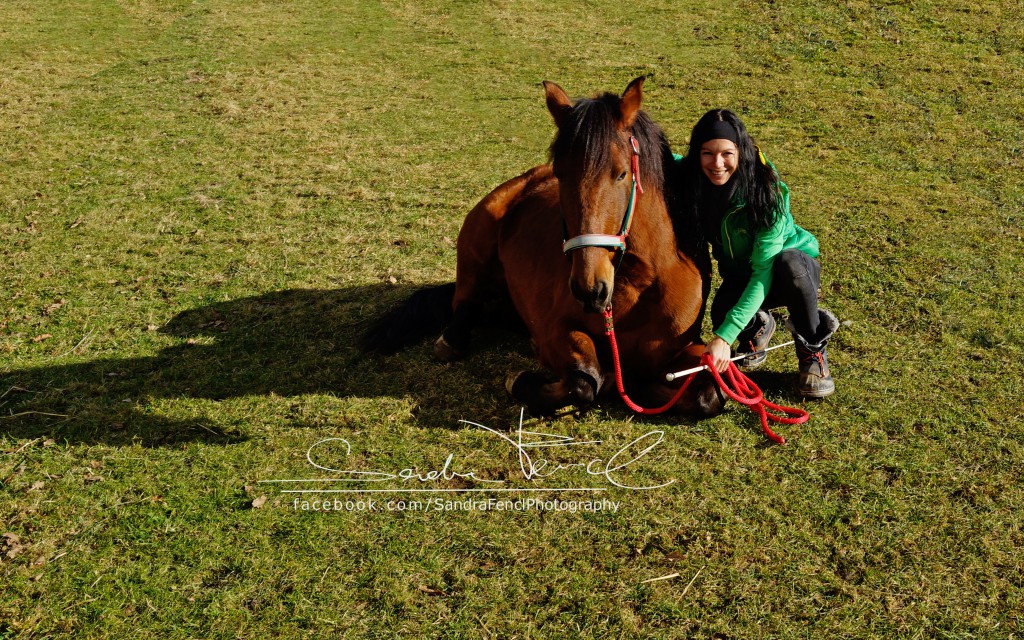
[1,0,1022,638]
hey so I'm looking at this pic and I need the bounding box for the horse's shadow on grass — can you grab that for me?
[1,285,533,447]
[1,285,805,447]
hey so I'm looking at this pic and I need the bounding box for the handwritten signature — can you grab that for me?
[304,411,674,491]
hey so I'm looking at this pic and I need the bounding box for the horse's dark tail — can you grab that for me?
[361,283,455,354]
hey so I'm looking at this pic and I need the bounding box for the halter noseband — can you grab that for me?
[561,135,645,254]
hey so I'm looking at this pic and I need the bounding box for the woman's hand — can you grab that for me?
[703,336,732,373]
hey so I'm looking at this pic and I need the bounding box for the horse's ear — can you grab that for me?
[619,76,645,129]
[543,81,572,129]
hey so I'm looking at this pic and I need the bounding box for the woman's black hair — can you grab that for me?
[682,108,781,234]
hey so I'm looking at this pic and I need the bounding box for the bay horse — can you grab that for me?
[367,77,723,418]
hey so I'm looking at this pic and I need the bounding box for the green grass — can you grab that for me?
[2,0,1023,637]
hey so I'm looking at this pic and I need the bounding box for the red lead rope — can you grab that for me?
[602,307,808,444]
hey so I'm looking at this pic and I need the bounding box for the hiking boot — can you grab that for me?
[735,310,776,369]
[787,309,839,399]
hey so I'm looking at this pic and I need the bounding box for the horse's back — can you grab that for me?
[459,164,554,244]
[453,165,556,300]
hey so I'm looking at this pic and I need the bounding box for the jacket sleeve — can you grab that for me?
[714,183,791,344]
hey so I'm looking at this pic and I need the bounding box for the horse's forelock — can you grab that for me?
[549,93,667,191]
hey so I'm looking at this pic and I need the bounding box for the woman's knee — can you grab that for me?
[774,250,820,291]
[774,250,810,280]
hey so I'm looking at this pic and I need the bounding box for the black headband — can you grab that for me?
[694,119,739,146]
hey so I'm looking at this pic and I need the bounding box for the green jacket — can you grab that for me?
[711,177,820,344]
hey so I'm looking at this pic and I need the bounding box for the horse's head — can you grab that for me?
[545,76,654,314]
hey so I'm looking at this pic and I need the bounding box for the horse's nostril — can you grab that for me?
[569,280,585,302]
[569,278,613,313]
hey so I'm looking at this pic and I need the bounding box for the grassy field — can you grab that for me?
[2,0,1022,637]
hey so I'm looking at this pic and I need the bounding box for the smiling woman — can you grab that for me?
[699,138,739,186]
[676,108,838,398]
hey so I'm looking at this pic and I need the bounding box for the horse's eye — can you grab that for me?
[616,171,627,182]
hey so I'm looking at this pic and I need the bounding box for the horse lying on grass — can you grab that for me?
[366,77,723,418]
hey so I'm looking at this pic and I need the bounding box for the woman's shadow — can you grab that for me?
[1,285,530,447]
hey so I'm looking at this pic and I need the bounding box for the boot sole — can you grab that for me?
[800,385,835,399]
[737,353,768,369]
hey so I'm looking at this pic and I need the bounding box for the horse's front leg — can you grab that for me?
[506,330,605,416]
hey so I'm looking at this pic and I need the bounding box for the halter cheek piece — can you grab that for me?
[561,135,644,255]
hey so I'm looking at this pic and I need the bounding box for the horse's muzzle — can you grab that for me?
[570,279,612,314]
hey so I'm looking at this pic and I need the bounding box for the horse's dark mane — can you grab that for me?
[549,92,702,253]
[549,92,668,194]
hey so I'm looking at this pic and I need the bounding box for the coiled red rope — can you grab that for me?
[602,307,808,444]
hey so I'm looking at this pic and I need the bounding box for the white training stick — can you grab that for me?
[664,341,795,382]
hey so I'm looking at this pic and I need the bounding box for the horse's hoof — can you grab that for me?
[506,371,556,417]
[433,335,464,362]
[505,371,526,396]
